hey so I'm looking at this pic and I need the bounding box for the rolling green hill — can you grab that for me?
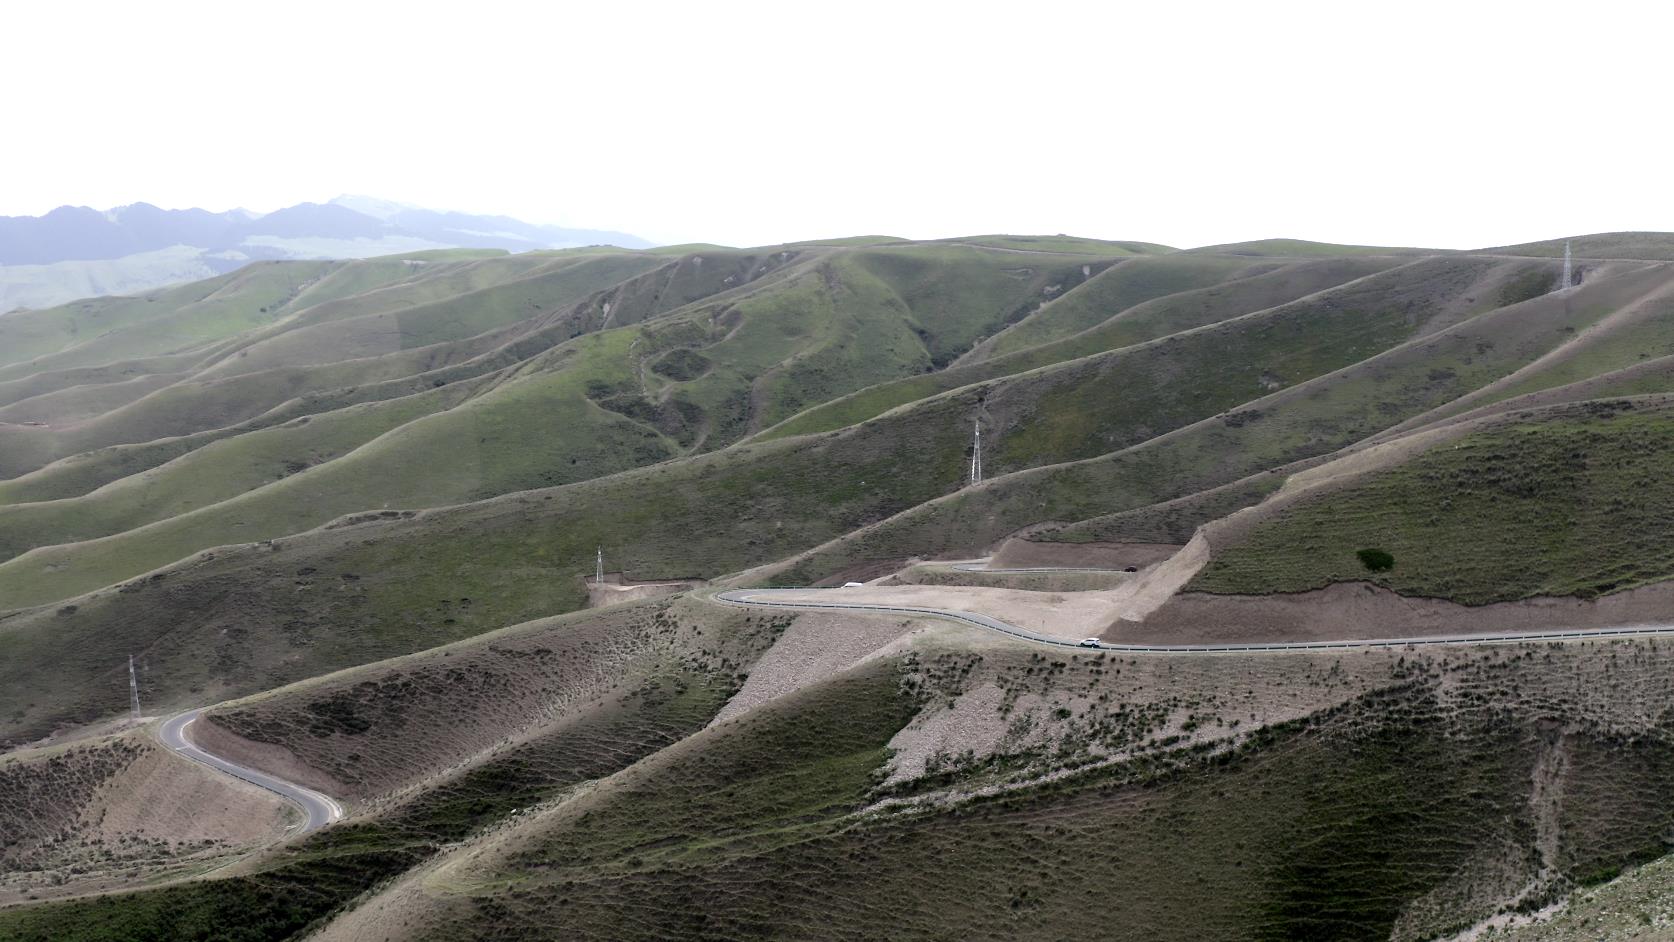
[6,240,1674,737]
[13,234,1674,940]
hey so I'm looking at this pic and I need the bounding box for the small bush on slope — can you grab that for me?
[1357,548,1395,572]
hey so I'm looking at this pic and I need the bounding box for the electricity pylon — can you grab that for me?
[596,547,604,584]
[969,419,983,486]
[128,655,141,721]
[1562,241,1573,290]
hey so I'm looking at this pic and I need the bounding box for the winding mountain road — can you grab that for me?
[157,709,343,834]
[715,588,1674,652]
[149,570,1672,834]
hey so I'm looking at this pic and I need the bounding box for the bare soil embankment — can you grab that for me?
[1115,580,1674,645]
[989,537,1180,569]
[884,565,1131,592]
[764,534,1208,640]
[585,576,699,608]
[759,584,1119,640]
[710,610,931,727]
[0,730,289,904]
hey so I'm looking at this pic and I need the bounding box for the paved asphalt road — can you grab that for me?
[715,588,1674,652]
[157,708,343,834]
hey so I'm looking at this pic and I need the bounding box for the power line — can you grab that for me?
[128,655,140,722]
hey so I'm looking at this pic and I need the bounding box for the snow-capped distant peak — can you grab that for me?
[330,194,420,220]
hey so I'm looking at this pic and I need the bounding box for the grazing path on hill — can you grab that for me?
[714,588,1674,653]
[157,709,343,834]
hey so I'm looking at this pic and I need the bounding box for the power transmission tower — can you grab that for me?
[596,547,604,584]
[1562,241,1573,290]
[969,419,983,486]
[128,655,141,721]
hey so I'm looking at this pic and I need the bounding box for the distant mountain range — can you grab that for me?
[0,196,651,312]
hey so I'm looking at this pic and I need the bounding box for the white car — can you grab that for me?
[1078,638,1101,648]
[842,581,865,588]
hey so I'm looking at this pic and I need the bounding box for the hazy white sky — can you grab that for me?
[6,0,1670,248]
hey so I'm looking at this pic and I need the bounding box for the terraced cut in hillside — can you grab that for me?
[13,233,1674,941]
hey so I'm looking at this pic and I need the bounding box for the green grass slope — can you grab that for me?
[0,249,788,482]
[1190,396,1674,604]
[289,642,1674,939]
[189,253,666,380]
[759,259,1670,583]
[1384,275,1674,430]
[0,377,493,565]
[961,254,1267,362]
[0,373,186,426]
[933,234,1176,255]
[0,252,1515,608]
[0,332,684,608]
[0,242,1132,605]
[1,242,1667,739]
[1187,237,1431,257]
[0,261,350,381]
[1485,232,1674,260]
[0,254,1642,725]
[0,351,207,409]
[0,597,775,941]
[11,598,1674,940]
[0,252,523,406]
[753,255,1422,440]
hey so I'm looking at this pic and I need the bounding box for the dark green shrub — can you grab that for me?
[650,348,712,381]
[1357,548,1395,572]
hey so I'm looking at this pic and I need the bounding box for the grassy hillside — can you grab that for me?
[758,258,1672,584]
[16,627,1674,940]
[320,636,1674,942]
[0,262,339,377]
[21,232,1674,940]
[1191,397,1674,603]
[0,596,776,941]
[931,234,1176,255]
[1187,238,1431,257]
[754,255,1433,439]
[0,249,1519,608]
[5,248,1664,734]
[1486,232,1674,260]
[188,253,665,380]
[1388,275,1674,430]
[0,243,1126,607]
[0,730,289,904]
[0,378,492,564]
[961,253,1269,361]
